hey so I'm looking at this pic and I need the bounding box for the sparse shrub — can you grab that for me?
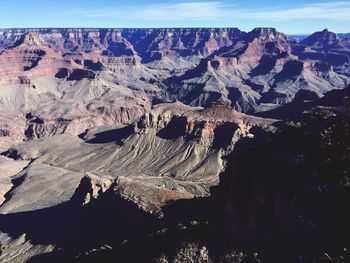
[172,243,212,263]
[220,250,246,263]
[155,254,169,263]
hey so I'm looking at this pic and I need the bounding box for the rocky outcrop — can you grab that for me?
[0,234,54,263]
[73,173,114,205]
[0,156,29,205]
[24,104,147,140]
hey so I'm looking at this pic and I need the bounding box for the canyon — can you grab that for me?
[0,27,349,262]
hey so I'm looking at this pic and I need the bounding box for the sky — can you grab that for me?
[1,0,349,34]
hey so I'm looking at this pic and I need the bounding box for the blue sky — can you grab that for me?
[1,0,349,33]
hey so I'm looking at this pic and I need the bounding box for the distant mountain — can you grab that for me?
[300,29,339,48]
[288,34,309,42]
[257,85,350,120]
[288,32,350,42]
[338,33,350,39]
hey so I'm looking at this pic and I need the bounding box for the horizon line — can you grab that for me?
[0,26,346,35]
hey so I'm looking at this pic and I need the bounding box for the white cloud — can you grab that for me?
[129,2,235,20]
[51,2,235,20]
[49,1,350,22]
[242,1,350,21]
